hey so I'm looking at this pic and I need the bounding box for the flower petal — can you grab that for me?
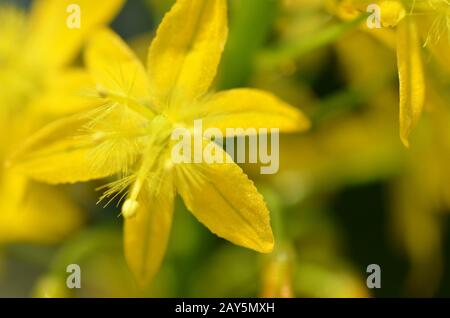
[27,0,124,67]
[397,17,425,148]
[10,106,144,184]
[30,68,101,116]
[147,0,228,109]
[85,28,153,114]
[179,89,310,134]
[175,143,274,253]
[0,174,84,244]
[124,169,175,287]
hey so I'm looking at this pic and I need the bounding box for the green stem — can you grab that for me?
[257,14,368,70]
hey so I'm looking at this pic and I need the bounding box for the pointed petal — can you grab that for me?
[30,68,101,116]
[147,0,228,109]
[397,17,425,148]
[27,0,124,67]
[85,28,153,113]
[11,106,144,184]
[175,143,274,253]
[124,169,175,287]
[179,89,310,134]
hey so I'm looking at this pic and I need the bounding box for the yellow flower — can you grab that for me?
[0,0,124,244]
[331,0,450,147]
[12,0,310,285]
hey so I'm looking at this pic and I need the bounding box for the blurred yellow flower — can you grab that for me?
[0,0,124,244]
[331,0,450,147]
[390,88,450,296]
[12,0,310,286]
[266,19,450,296]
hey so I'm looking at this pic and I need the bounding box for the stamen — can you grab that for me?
[120,115,171,218]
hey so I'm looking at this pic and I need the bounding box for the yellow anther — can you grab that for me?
[92,131,107,142]
[122,199,139,218]
[164,159,174,171]
[380,1,406,27]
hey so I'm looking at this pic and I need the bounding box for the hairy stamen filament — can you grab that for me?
[96,87,156,118]
[121,116,172,218]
